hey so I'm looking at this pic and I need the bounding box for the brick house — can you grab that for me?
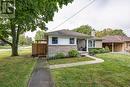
[103,35,130,52]
[46,29,102,57]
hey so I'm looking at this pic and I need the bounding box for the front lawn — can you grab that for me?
[0,47,36,87]
[51,53,130,87]
[48,57,93,65]
[0,45,11,49]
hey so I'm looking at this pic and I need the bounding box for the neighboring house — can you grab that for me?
[46,29,102,57]
[103,35,130,52]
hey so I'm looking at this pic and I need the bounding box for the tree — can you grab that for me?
[26,36,33,45]
[0,0,73,56]
[19,34,26,46]
[19,35,32,46]
[73,25,93,35]
[96,28,126,37]
[35,30,45,40]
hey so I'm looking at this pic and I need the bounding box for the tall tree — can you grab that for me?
[0,0,73,56]
[35,30,45,40]
[19,34,26,46]
[26,36,33,45]
[73,25,93,35]
[96,28,126,37]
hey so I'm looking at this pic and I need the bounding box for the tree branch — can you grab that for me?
[0,37,12,46]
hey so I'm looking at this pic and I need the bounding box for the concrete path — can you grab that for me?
[28,59,54,87]
[49,55,104,69]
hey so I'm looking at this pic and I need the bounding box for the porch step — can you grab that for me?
[79,51,88,57]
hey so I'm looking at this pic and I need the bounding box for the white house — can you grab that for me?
[46,29,102,57]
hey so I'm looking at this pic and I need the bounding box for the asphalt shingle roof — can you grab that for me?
[47,29,89,37]
[103,35,130,43]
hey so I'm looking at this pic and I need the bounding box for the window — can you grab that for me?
[70,38,75,44]
[88,40,95,48]
[88,40,92,47]
[52,37,58,44]
[93,40,95,47]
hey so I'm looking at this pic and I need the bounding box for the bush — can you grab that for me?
[99,48,106,53]
[89,48,100,55]
[104,46,110,53]
[68,49,79,57]
[54,53,65,59]
[89,47,110,55]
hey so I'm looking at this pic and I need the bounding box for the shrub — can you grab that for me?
[99,48,106,53]
[54,53,65,59]
[104,46,110,53]
[89,47,110,55]
[68,49,79,57]
[89,48,100,55]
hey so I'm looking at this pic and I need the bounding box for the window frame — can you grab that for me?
[88,40,95,48]
[52,37,58,44]
[70,38,75,44]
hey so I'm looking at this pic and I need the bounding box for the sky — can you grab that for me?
[25,0,130,38]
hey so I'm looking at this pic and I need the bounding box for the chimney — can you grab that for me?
[91,29,96,37]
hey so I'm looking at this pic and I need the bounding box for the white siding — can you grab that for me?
[95,40,102,48]
[48,36,77,45]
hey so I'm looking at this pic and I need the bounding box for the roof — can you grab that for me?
[103,35,130,43]
[90,37,102,40]
[47,29,90,37]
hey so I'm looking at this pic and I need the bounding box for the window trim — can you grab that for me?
[52,37,58,44]
[70,38,75,44]
[88,40,95,48]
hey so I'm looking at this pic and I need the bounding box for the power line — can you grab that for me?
[52,0,96,30]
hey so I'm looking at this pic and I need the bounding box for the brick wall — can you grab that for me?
[48,45,77,57]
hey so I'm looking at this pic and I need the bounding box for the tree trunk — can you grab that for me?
[11,43,18,56]
[10,22,20,56]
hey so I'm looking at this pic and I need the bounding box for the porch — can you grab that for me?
[103,43,123,52]
[77,39,95,52]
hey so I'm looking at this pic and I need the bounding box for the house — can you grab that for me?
[102,35,130,52]
[46,29,102,57]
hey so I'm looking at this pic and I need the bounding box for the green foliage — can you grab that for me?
[104,46,110,53]
[26,36,33,45]
[89,48,110,55]
[19,34,27,45]
[89,48,100,55]
[35,30,45,40]
[73,25,93,35]
[19,35,32,45]
[54,53,65,59]
[68,49,79,57]
[96,28,126,37]
[0,0,73,56]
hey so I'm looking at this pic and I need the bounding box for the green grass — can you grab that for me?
[0,47,36,87]
[0,46,31,61]
[0,45,11,49]
[48,57,93,65]
[0,45,31,49]
[51,53,130,87]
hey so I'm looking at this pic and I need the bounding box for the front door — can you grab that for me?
[77,39,86,51]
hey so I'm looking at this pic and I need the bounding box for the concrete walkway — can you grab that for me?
[49,55,104,69]
[28,59,54,87]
